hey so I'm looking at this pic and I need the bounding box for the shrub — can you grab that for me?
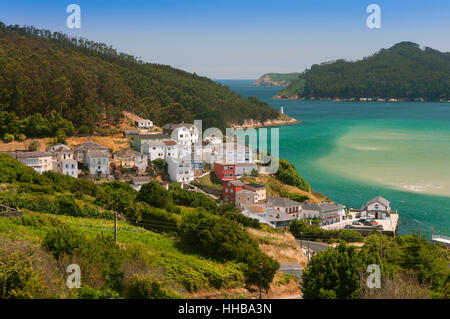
[179,209,279,289]
[136,181,172,210]
[78,125,89,134]
[42,225,87,259]
[135,202,178,233]
[3,133,14,143]
[28,140,40,151]
[57,194,82,216]
[169,183,217,213]
[302,243,363,299]
[275,159,310,192]
[152,158,167,171]
[0,253,42,298]
[124,276,182,299]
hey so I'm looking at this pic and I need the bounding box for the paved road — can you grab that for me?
[297,240,329,253]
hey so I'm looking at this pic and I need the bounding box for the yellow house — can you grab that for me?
[114,148,148,172]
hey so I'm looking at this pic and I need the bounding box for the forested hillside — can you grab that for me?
[279,42,450,101]
[252,72,301,86]
[0,23,279,140]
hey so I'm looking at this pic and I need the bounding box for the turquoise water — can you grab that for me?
[217,80,450,237]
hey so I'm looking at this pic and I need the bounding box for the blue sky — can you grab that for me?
[1,0,449,78]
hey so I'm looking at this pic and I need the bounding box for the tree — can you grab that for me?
[54,129,67,144]
[3,133,14,143]
[275,159,310,192]
[135,181,172,210]
[28,140,40,151]
[302,243,363,299]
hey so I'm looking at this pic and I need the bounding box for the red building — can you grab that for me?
[214,162,236,181]
[222,180,244,204]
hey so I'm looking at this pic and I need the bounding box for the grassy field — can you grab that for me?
[0,212,246,297]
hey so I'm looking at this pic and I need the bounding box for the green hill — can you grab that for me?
[0,23,279,139]
[252,72,301,86]
[279,42,450,101]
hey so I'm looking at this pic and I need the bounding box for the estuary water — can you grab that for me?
[217,79,450,236]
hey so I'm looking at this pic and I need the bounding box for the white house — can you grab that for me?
[360,196,391,219]
[10,151,53,173]
[74,141,109,163]
[142,140,178,162]
[236,189,258,208]
[235,162,258,176]
[301,202,345,225]
[204,142,254,165]
[135,119,153,129]
[162,123,199,146]
[131,133,171,152]
[268,197,302,219]
[86,150,110,177]
[58,159,78,178]
[48,144,78,178]
[167,156,194,183]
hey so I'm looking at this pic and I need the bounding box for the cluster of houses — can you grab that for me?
[215,162,345,228]
[7,119,257,186]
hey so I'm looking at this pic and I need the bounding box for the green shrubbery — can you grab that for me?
[0,253,42,298]
[124,276,182,299]
[290,219,363,243]
[152,159,168,171]
[179,209,279,289]
[275,159,310,192]
[135,202,178,233]
[302,234,450,299]
[169,183,216,213]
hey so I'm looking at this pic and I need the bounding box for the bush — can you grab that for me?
[169,183,217,213]
[275,159,310,192]
[218,203,261,229]
[135,202,178,233]
[28,140,40,151]
[3,133,14,143]
[0,253,42,298]
[42,225,87,259]
[124,276,182,299]
[136,181,172,211]
[152,158,167,171]
[179,209,279,289]
[302,243,363,299]
[78,125,89,134]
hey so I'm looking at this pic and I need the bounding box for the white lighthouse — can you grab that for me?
[280,106,284,114]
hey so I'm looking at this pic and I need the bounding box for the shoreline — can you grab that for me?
[273,95,450,103]
[230,117,300,129]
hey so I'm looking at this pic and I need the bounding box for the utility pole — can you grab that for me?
[259,262,263,299]
[114,212,118,245]
[379,230,382,259]
[307,240,310,262]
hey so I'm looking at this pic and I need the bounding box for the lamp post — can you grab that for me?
[259,262,263,299]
